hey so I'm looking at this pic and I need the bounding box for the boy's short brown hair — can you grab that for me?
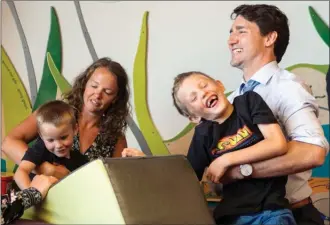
[36,100,76,130]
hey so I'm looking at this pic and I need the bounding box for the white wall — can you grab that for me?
[2,1,329,149]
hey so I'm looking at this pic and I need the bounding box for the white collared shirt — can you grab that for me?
[228,61,329,204]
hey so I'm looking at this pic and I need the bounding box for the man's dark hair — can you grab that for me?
[231,4,290,63]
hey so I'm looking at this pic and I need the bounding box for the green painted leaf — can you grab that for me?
[308,6,329,47]
[286,63,329,74]
[47,52,72,93]
[33,7,62,111]
[163,123,195,143]
[133,12,169,155]
[1,46,32,172]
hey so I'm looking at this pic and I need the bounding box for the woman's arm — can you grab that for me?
[112,135,128,157]
[1,113,38,165]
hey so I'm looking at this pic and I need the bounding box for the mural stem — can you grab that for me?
[6,0,37,105]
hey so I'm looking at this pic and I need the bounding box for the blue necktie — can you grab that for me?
[240,79,260,94]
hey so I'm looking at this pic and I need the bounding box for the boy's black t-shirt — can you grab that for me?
[22,137,88,172]
[187,91,289,220]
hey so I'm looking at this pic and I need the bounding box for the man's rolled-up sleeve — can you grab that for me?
[278,80,329,155]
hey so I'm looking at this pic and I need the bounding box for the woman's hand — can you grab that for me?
[121,148,146,157]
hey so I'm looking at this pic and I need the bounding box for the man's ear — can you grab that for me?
[189,115,201,124]
[265,31,278,47]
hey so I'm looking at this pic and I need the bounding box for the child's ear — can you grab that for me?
[38,132,45,141]
[189,115,201,124]
[74,123,78,135]
[215,80,225,92]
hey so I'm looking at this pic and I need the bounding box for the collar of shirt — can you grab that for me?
[228,61,279,102]
[239,61,280,87]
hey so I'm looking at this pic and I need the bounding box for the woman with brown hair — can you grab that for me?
[2,57,131,178]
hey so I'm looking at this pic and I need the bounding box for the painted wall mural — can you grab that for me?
[1,1,329,222]
[6,0,38,105]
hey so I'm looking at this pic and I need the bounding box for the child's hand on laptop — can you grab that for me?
[206,156,230,184]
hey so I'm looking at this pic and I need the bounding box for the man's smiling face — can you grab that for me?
[228,15,267,70]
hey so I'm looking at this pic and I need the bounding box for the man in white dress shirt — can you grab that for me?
[222,4,329,225]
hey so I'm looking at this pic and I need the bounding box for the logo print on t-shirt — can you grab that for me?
[212,125,253,155]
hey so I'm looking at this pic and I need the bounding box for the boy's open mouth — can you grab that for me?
[206,95,218,108]
[57,149,66,154]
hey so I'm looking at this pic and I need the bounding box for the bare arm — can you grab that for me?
[221,123,287,166]
[246,103,327,178]
[207,123,287,183]
[222,140,326,183]
[112,135,128,158]
[222,87,328,182]
[14,161,37,190]
[2,113,38,165]
[250,140,325,178]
